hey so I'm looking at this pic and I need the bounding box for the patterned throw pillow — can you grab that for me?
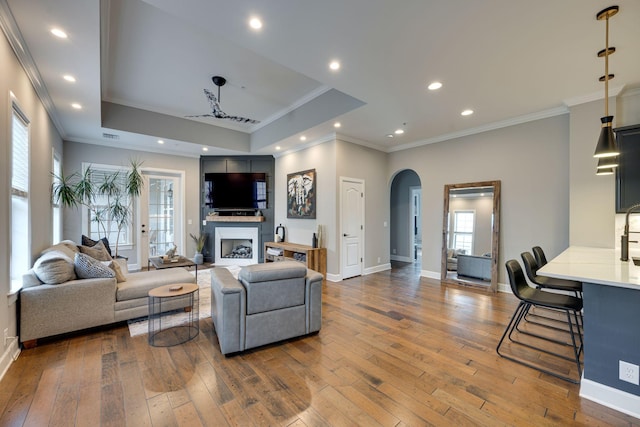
[79,240,112,261]
[81,235,113,256]
[74,253,116,280]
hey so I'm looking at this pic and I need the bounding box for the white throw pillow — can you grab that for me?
[33,250,76,284]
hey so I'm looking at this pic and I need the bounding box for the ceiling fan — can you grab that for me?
[186,76,260,124]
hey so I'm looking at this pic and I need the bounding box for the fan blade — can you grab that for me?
[224,115,261,124]
[198,88,260,124]
[185,113,215,118]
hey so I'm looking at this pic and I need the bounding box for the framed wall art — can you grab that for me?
[287,169,316,219]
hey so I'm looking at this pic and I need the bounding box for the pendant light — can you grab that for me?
[593,6,619,161]
[596,157,615,176]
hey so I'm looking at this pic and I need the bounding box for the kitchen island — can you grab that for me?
[539,246,640,418]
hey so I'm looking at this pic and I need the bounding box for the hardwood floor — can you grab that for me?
[1,262,638,426]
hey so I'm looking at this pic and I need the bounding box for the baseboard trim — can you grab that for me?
[390,255,412,263]
[497,282,512,293]
[326,273,341,282]
[0,337,20,383]
[580,378,640,419]
[364,263,391,275]
[420,270,440,280]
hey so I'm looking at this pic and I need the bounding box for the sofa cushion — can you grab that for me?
[74,253,115,280]
[239,261,307,283]
[79,240,112,261]
[33,250,76,284]
[82,234,113,256]
[116,268,195,301]
[239,262,307,315]
[42,240,79,258]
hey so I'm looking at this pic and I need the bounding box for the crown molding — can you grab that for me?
[335,133,388,153]
[273,132,336,158]
[563,84,625,107]
[389,106,569,153]
[0,0,66,138]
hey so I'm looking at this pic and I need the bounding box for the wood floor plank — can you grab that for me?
[1,263,638,426]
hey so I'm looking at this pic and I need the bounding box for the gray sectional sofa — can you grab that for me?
[20,240,195,346]
[211,261,323,355]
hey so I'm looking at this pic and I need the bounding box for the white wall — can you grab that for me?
[1,28,63,375]
[388,115,571,281]
[275,141,338,274]
[336,139,390,271]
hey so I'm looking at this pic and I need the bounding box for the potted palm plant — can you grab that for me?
[190,232,206,265]
[52,159,144,257]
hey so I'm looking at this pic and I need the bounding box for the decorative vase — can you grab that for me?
[194,252,204,265]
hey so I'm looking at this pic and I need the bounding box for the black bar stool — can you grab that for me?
[497,260,583,383]
[532,246,548,267]
[521,251,583,331]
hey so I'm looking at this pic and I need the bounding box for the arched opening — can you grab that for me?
[390,169,422,267]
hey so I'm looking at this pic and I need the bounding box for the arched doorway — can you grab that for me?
[390,170,422,265]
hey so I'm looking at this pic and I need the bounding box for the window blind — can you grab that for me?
[12,111,29,197]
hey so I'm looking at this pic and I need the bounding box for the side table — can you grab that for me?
[148,283,199,347]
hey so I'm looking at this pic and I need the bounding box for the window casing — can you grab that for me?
[52,151,62,244]
[11,102,30,291]
[453,210,475,254]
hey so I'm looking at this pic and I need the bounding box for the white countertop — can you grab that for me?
[538,246,640,291]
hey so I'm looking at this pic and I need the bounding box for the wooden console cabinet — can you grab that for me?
[264,242,326,278]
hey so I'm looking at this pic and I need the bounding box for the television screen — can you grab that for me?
[205,173,267,210]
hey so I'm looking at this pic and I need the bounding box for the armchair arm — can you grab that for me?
[305,269,323,333]
[211,268,246,354]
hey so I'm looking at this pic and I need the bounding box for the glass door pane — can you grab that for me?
[148,177,176,256]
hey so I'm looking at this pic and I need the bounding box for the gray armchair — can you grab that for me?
[211,261,323,355]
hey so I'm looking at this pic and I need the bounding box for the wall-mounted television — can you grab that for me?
[205,173,267,211]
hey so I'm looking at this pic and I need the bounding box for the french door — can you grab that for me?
[138,171,184,267]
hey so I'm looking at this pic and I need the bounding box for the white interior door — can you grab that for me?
[341,178,364,279]
[139,172,183,267]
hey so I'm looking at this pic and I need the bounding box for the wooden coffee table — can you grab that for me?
[148,256,198,279]
[148,283,199,347]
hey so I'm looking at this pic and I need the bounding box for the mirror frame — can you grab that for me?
[441,180,501,292]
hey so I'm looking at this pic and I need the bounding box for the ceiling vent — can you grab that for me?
[102,132,120,140]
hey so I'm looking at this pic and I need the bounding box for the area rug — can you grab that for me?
[127,267,213,338]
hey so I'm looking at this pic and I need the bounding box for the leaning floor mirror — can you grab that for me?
[441,180,501,292]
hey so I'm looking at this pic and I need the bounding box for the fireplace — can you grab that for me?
[214,227,259,266]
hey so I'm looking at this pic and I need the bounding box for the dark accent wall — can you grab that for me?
[200,155,275,262]
[583,282,640,396]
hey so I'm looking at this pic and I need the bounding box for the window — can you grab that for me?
[52,151,62,244]
[453,210,475,254]
[82,165,133,246]
[11,101,30,291]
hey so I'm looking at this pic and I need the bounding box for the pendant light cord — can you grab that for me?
[605,14,610,117]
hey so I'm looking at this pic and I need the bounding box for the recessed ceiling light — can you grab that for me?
[249,17,262,30]
[202,147,209,152]
[461,109,474,116]
[63,74,76,82]
[394,129,404,135]
[275,146,281,151]
[334,122,341,128]
[386,134,394,138]
[157,140,164,145]
[329,60,341,71]
[428,81,442,90]
[51,28,68,39]
[300,135,307,141]
[71,103,82,109]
